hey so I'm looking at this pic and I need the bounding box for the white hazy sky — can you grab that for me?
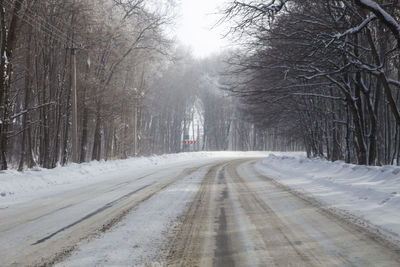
[175,0,230,58]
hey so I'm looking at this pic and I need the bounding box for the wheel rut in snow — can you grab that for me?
[166,160,256,267]
[214,166,235,267]
[32,183,154,245]
[165,159,400,267]
[3,165,209,267]
[166,161,228,266]
[248,161,400,261]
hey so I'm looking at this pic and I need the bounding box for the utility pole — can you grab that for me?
[71,48,79,163]
[134,99,138,156]
[133,88,138,156]
[69,0,79,163]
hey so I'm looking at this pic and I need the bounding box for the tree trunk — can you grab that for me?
[92,103,102,161]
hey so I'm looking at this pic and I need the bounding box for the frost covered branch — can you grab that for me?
[334,15,376,39]
[355,0,400,47]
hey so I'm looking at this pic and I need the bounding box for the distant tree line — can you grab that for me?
[223,0,400,165]
[140,51,301,155]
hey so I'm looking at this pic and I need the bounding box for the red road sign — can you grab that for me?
[184,140,197,145]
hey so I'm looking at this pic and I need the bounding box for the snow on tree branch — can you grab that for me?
[221,0,292,32]
[233,0,291,15]
[355,0,400,47]
[334,14,376,39]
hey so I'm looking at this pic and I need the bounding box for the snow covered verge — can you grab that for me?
[0,151,268,205]
[255,154,400,243]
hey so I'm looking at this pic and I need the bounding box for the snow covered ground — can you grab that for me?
[2,151,400,265]
[56,152,400,266]
[56,165,210,267]
[0,151,268,205]
[256,154,400,243]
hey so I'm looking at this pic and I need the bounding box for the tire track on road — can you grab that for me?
[166,158,400,267]
[233,160,400,266]
[248,160,400,261]
[226,160,322,266]
[32,183,155,245]
[166,159,263,267]
[2,164,213,267]
[166,161,229,267]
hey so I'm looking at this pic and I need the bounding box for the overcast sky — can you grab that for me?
[175,0,230,58]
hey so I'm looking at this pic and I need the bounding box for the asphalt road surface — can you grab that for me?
[1,158,399,266]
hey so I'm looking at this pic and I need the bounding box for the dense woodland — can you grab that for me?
[2,0,400,170]
[223,0,400,166]
[0,0,290,170]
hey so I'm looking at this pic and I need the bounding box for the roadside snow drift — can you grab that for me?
[256,154,400,242]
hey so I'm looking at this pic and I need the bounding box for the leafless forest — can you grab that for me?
[1,0,400,170]
[224,0,400,166]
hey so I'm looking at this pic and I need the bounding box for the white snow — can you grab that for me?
[0,151,268,206]
[255,154,400,243]
[3,151,400,264]
[56,165,210,267]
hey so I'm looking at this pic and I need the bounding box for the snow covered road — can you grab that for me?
[0,156,230,266]
[1,153,400,266]
[165,159,400,266]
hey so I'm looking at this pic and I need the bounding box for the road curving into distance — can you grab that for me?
[166,159,400,267]
[1,157,400,266]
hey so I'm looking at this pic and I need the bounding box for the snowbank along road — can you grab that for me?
[1,155,400,266]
